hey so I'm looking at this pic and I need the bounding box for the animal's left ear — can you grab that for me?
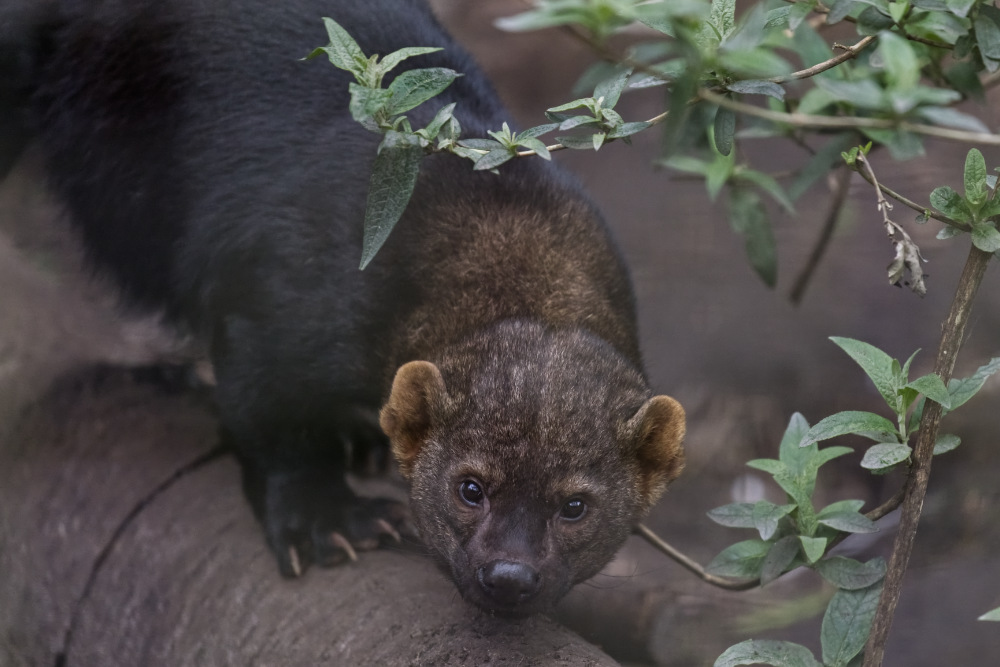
[624,395,686,509]
[380,361,450,479]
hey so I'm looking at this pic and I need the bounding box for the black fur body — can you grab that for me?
[2,0,685,614]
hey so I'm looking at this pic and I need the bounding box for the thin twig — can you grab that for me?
[852,161,972,232]
[863,245,994,666]
[634,523,758,591]
[771,36,876,84]
[790,165,853,305]
[700,88,1000,147]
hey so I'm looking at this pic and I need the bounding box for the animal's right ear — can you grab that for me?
[380,361,449,479]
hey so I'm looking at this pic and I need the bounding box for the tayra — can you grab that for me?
[1,0,685,614]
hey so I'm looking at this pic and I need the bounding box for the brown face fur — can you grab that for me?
[381,321,684,614]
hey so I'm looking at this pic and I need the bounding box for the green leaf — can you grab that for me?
[715,639,822,667]
[607,121,651,139]
[933,433,961,455]
[799,536,828,563]
[821,583,882,667]
[779,413,813,475]
[348,83,393,127]
[708,0,738,41]
[592,132,607,150]
[421,102,457,139]
[386,68,461,116]
[360,131,424,269]
[714,106,735,156]
[753,500,797,540]
[737,169,795,214]
[929,186,974,223]
[917,107,990,134]
[726,79,786,100]
[515,136,550,160]
[707,502,758,528]
[975,7,1000,60]
[706,539,771,578]
[829,337,897,408]
[817,510,879,534]
[905,373,952,408]
[594,68,631,109]
[761,536,801,585]
[473,148,515,171]
[948,357,1000,409]
[814,556,887,590]
[965,149,989,208]
[860,442,912,469]
[972,222,1000,252]
[747,458,786,476]
[517,123,559,139]
[378,46,443,74]
[801,411,899,447]
[556,134,601,150]
[979,606,1000,621]
[877,31,920,90]
[789,135,857,200]
[313,17,367,75]
[457,138,503,150]
[728,188,778,287]
[817,499,866,518]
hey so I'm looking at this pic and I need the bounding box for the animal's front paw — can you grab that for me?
[244,465,414,577]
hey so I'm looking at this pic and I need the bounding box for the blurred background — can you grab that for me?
[1,1,998,664]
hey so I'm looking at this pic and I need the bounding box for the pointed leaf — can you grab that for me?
[360,132,424,269]
[707,502,757,528]
[905,373,952,408]
[516,137,551,160]
[821,583,882,667]
[814,556,887,590]
[517,123,559,139]
[473,148,515,171]
[799,536,828,563]
[761,536,801,585]
[801,411,899,446]
[817,510,879,534]
[779,413,813,474]
[378,46,443,74]
[972,222,1000,252]
[314,17,367,74]
[607,121,651,139]
[714,106,735,156]
[829,337,897,407]
[965,149,989,207]
[934,433,961,455]
[706,539,771,578]
[715,639,822,667]
[861,442,911,470]
[753,500,797,540]
[594,68,632,109]
[948,357,1000,409]
[817,500,866,518]
[929,185,974,222]
[726,79,786,100]
[386,67,461,116]
[979,606,1000,621]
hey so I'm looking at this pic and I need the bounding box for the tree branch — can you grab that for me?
[862,244,994,666]
[790,165,853,305]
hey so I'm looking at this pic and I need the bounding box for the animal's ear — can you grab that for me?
[380,361,449,478]
[625,395,686,510]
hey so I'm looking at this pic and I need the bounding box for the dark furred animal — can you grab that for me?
[2,0,686,614]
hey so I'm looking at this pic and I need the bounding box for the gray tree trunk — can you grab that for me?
[0,368,619,666]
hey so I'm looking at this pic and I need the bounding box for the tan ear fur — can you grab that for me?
[627,395,686,509]
[380,361,448,478]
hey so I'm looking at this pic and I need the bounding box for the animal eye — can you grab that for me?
[560,497,587,521]
[458,479,485,507]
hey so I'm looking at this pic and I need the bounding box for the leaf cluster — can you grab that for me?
[706,412,884,667]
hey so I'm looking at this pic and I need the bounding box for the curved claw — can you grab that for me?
[288,545,303,578]
[330,532,358,562]
[375,518,401,543]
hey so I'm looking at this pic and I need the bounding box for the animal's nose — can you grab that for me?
[476,560,541,605]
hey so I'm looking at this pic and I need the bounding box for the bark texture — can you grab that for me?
[0,367,618,667]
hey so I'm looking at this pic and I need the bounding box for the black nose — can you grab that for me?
[476,560,541,605]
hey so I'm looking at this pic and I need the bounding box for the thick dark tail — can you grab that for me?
[0,0,58,179]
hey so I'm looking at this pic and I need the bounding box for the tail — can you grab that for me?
[0,0,59,179]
